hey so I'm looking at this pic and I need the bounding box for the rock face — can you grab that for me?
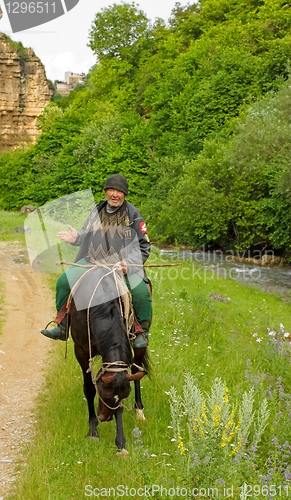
[0,33,53,151]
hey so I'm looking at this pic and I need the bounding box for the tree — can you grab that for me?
[88,2,149,61]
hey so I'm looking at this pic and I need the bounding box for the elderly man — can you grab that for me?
[41,174,152,348]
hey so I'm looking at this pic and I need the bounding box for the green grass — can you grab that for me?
[6,254,291,499]
[1,218,291,498]
[0,209,27,243]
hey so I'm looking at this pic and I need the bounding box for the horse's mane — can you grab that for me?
[89,297,133,366]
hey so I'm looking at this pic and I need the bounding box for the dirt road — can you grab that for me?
[0,242,54,498]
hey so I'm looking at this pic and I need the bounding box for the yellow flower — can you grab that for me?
[178,435,186,455]
[221,432,227,448]
[201,402,208,424]
[212,405,221,427]
[230,437,243,456]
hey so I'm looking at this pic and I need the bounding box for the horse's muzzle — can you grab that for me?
[98,412,113,422]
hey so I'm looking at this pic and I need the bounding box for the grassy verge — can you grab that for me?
[7,250,291,499]
[0,209,27,244]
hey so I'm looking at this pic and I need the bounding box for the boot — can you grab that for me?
[41,318,67,341]
[133,320,150,349]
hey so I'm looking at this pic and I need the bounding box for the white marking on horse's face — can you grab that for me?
[114,395,119,403]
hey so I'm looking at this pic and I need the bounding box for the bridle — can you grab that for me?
[70,265,145,411]
[95,361,145,411]
[96,361,130,411]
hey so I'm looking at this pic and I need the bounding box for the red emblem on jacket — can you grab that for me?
[139,222,148,234]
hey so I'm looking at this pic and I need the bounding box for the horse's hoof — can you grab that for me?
[117,448,129,457]
[86,435,100,441]
[135,409,146,421]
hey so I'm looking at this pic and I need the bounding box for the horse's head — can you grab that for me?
[97,371,130,421]
[96,370,146,421]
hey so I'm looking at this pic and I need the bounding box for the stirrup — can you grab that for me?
[41,321,67,341]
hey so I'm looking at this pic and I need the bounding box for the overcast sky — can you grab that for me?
[0,1,177,81]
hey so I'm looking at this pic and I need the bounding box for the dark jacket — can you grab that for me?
[73,200,151,279]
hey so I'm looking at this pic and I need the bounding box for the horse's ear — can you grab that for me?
[126,372,145,382]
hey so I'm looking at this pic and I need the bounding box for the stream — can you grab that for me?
[159,249,291,297]
[7,244,291,297]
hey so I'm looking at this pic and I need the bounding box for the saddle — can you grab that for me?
[54,269,143,341]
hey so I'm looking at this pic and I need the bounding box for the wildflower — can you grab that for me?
[221,432,227,448]
[178,435,186,455]
[284,332,290,338]
[230,436,243,456]
[133,427,142,438]
[212,405,221,427]
[201,402,208,424]
[256,338,262,342]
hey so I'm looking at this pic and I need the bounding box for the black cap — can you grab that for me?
[103,174,128,195]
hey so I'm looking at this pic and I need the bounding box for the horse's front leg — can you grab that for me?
[132,347,147,421]
[74,344,99,439]
[83,370,99,439]
[114,407,127,454]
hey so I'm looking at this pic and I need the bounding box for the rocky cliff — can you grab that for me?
[0,32,53,151]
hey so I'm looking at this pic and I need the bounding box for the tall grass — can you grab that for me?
[3,239,291,499]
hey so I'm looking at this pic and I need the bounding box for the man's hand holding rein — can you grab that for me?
[115,260,128,275]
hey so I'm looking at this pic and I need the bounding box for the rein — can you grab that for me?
[71,264,137,409]
[95,361,144,412]
[69,263,144,411]
[98,393,124,412]
[95,361,129,382]
[96,362,128,411]
[85,266,118,374]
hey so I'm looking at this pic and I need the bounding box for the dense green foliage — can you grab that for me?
[2,0,291,255]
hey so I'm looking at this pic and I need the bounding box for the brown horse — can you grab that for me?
[69,266,150,453]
